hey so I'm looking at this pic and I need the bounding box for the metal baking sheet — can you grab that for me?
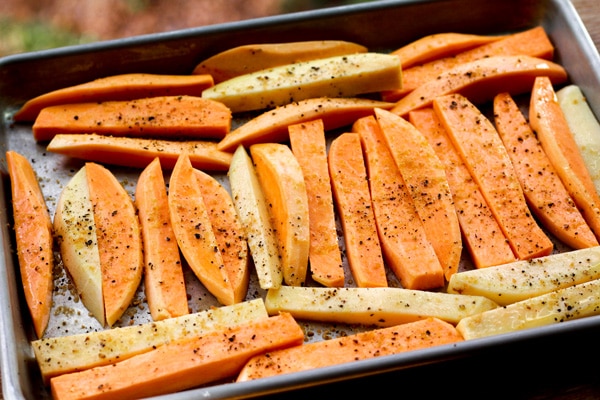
[2,0,600,398]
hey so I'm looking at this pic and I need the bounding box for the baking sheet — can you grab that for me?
[2,0,600,398]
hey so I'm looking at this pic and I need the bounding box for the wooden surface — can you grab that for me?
[2,0,600,398]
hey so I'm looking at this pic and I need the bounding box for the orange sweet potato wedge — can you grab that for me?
[529,76,600,242]
[168,153,236,305]
[46,133,232,171]
[237,317,463,381]
[194,168,250,303]
[32,95,232,142]
[353,115,445,289]
[408,108,517,269]
[328,132,387,287]
[6,151,54,338]
[50,312,304,400]
[391,32,506,69]
[375,108,462,280]
[217,97,394,152]
[288,119,345,287]
[13,73,214,122]
[135,157,189,321]
[85,162,144,327]
[390,55,568,117]
[433,93,554,260]
[250,143,310,287]
[384,26,555,101]
[192,40,368,83]
[494,92,598,249]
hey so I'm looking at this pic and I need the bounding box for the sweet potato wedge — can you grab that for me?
[354,115,445,289]
[433,93,553,260]
[33,299,268,385]
[195,168,249,303]
[168,153,235,305]
[135,157,189,321]
[265,286,498,326]
[391,32,506,69]
[288,119,345,287]
[529,76,600,242]
[385,26,554,101]
[227,146,283,290]
[328,133,387,287]
[192,40,367,82]
[202,52,401,113]
[408,108,517,268]
[250,143,310,286]
[6,151,54,338]
[13,73,214,122]
[493,92,598,249]
[375,108,462,280]
[390,55,568,117]
[237,317,463,381]
[50,312,304,400]
[85,162,143,327]
[46,133,232,171]
[556,85,600,195]
[32,95,232,142]
[216,97,394,152]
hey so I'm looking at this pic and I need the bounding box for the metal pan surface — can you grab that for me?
[1,0,600,398]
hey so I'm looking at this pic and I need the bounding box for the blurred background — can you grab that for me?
[0,0,376,57]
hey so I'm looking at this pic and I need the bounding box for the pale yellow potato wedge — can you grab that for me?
[556,84,600,195]
[202,52,401,112]
[32,299,268,385]
[192,40,368,83]
[250,143,310,286]
[227,145,283,289]
[53,167,105,327]
[447,246,600,306]
[265,286,498,326]
[456,279,600,340]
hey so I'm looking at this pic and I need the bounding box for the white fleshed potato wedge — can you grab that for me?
[32,299,268,385]
[53,166,105,327]
[202,52,401,112]
[456,279,600,340]
[556,84,600,195]
[447,246,600,306]
[265,286,498,326]
[54,163,144,328]
[250,143,310,286]
[192,40,368,83]
[228,146,283,289]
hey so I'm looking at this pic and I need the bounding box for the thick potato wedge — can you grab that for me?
[192,40,367,82]
[53,167,105,327]
[456,278,600,339]
[447,246,600,306]
[265,286,498,326]
[203,52,401,113]
[32,299,268,385]
[228,146,283,289]
[556,84,600,195]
